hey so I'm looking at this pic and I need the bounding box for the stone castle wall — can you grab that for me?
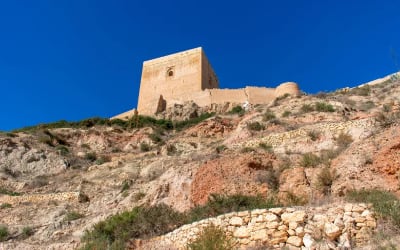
[140,203,376,249]
[114,48,301,118]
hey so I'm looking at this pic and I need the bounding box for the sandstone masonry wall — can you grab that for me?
[147,203,376,249]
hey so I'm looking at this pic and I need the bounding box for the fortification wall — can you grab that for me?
[210,88,248,104]
[245,87,276,104]
[140,203,376,249]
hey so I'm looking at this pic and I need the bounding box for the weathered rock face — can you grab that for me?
[190,152,277,205]
[140,202,376,249]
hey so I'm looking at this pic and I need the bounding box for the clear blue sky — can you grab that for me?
[1,1,399,131]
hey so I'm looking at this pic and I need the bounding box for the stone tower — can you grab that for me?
[137,47,218,115]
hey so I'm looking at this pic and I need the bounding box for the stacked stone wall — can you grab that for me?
[146,203,376,249]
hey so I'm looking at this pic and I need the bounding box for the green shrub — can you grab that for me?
[247,122,264,131]
[148,133,163,144]
[0,226,8,242]
[346,189,400,228]
[259,143,272,152]
[95,155,111,165]
[65,211,84,221]
[300,104,314,113]
[317,167,336,195]
[315,102,335,112]
[80,195,279,250]
[121,180,130,193]
[166,144,177,155]
[22,226,34,238]
[285,191,308,206]
[349,85,371,96]
[0,187,21,196]
[300,153,321,168]
[81,204,186,249]
[174,113,215,131]
[0,203,11,209]
[216,145,227,154]
[140,142,151,152]
[85,152,97,162]
[56,145,69,155]
[240,147,255,153]
[358,101,375,111]
[307,130,321,141]
[262,109,276,121]
[282,110,291,117]
[187,224,235,250]
[188,194,278,223]
[229,106,245,116]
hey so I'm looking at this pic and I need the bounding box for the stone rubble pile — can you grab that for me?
[152,203,376,249]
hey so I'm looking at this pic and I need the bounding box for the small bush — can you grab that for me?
[383,104,392,113]
[95,155,111,165]
[166,144,177,155]
[349,85,371,96]
[85,152,97,162]
[22,226,34,238]
[259,143,272,152]
[133,192,146,201]
[56,145,69,156]
[247,122,264,131]
[307,130,321,141]
[229,106,245,116]
[300,153,321,168]
[0,187,21,196]
[282,110,291,117]
[335,133,353,149]
[216,145,227,154]
[65,211,84,221]
[240,147,256,153]
[346,189,400,228]
[121,180,130,193]
[140,142,151,152]
[358,101,375,111]
[0,203,11,209]
[317,167,336,195]
[38,135,54,146]
[0,226,8,242]
[30,175,49,188]
[300,104,314,113]
[315,102,335,112]
[148,133,163,144]
[187,224,235,250]
[285,191,308,206]
[262,109,276,121]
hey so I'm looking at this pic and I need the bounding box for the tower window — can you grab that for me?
[168,70,174,77]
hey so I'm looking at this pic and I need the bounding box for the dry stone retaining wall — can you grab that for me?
[0,191,81,205]
[152,203,376,249]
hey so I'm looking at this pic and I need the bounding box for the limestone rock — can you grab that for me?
[287,236,303,247]
[324,222,341,241]
[281,211,306,223]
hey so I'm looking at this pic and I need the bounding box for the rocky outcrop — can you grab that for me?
[191,152,277,205]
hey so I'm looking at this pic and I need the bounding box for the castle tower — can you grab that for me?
[137,47,219,115]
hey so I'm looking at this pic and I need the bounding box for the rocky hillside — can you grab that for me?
[1,77,400,249]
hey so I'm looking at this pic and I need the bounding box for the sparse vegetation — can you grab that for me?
[22,226,34,238]
[262,109,276,121]
[30,175,49,188]
[95,155,111,165]
[300,153,321,168]
[358,101,375,111]
[300,104,314,113]
[315,102,335,112]
[240,147,256,153]
[307,130,321,141]
[229,106,245,116]
[216,145,227,154]
[166,144,177,155]
[282,110,291,117]
[85,152,97,162]
[121,180,131,192]
[187,224,235,250]
[0,226,9,242]
[0,187,21,196]
[348,85,371,96]
[335,133,353,149]
[56,145,69,155]
[247,122,264,131]
[140,142,151,152]
[0,203,12,209]
[258,142,272,152]
[80,194,278,249]
[64,211,84,222]
[346,189,400,228]
[317,167,337,195]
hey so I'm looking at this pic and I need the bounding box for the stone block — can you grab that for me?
[324,222,341,241]
[233,226,250,238]
[287,236,303,247]
[282,211,306,223]
[229,216,243,226]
